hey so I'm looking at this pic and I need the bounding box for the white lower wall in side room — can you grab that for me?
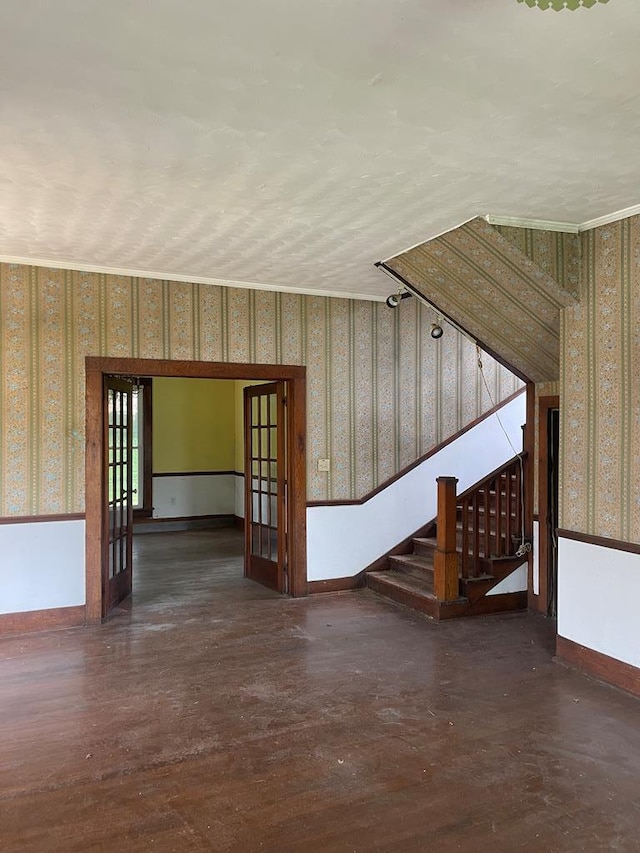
[235,475,244,519]
[558,537,640,669]
[152,474,235,519]
[0,519,85,614]
[306,392,526,582]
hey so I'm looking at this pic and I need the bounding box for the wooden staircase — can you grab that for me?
[366,455,528,620]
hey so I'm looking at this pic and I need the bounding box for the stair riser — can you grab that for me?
[413,540,437,558]
[391,568,435,593]
[388,555,434,578]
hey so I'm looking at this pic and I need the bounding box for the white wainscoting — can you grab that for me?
[558,536,640,670]
[2,394,526,616]
[152,474,235,518]
[0,519,85,614]
[306,393,526,582]
[532,520,540,596]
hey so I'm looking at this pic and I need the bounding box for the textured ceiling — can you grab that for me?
[0,0,639,300]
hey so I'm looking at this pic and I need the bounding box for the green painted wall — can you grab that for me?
[153,378,236,473]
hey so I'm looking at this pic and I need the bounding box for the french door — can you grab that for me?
[102,376,134,615]
[244,382,287,592]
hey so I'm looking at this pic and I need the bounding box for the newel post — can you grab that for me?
[434,476,459,601]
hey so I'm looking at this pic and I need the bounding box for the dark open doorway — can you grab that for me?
[538,395,559,617]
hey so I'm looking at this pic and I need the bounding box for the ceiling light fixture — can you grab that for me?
[516,0,610,9]
[385,291,412,309]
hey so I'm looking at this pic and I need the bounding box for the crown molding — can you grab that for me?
[487,203,640,235]
[485,215,580,233]
[0,254,383,303]
[578,202,640,232]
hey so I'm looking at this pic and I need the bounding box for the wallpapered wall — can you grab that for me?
[0,263,521,517]
[493,225,581,300]
[561,217,640,542]
[386,218,578,383]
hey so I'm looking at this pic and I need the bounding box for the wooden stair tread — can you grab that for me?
[374,454,525,620]
[367,570,436,597]
[413,536,437,548]
[389,553,434,573]
[366,571,468,620]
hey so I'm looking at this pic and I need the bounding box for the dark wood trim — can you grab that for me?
[85,357,308,621]
[287,370,307,597]
[85,364,103,624]
[0,605,85,636]
[234,471,244,478]
[134,513,234,526]
[88,357,306,381]
[557,528,640,556]
[152,470,236,478]
[0,513,85,525]
[308,574,366,594]
[137,378,153,517]
[376,262,532,384]
[556,636,640,698]
[233,516,245,531]
[537,395,560,615]
[307,387,526,508]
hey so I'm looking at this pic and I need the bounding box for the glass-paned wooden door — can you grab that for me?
[243,382,287,593]
[102,376,134,615]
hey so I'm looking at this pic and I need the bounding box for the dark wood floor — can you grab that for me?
[1,529,640,852]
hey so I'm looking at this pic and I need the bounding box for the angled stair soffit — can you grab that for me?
[385,217,580,384]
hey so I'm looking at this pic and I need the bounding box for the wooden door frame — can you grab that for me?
[537,395,560,615]
[85,357,307,623]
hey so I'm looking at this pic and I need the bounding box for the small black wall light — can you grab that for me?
[385,291,412,308]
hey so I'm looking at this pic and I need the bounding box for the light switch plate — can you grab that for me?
[317,458,330,472]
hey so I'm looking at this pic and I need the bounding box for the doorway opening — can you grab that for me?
[538,396,559,618]
[85,358,307,623]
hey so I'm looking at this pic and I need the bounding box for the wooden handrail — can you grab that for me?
[434,454,526,596]
[457,454,525,579]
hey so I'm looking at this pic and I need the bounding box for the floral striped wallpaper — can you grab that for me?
[561,216,640,542]
[0,263,521,516]
[492,225,581,300]
[387,217,578,383]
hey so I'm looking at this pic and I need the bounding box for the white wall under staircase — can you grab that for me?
[306,392,527,582]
